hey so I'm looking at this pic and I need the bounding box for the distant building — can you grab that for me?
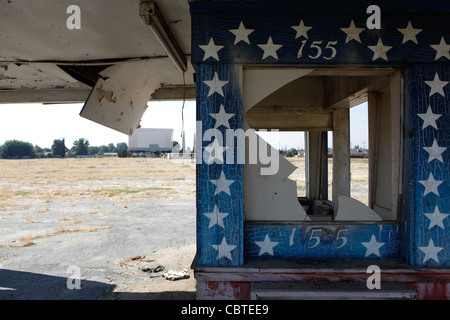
[128,128,173,153]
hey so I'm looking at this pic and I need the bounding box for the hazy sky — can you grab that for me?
[0,101,368,150]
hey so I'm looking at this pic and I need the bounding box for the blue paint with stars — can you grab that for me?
[191,0,450,267]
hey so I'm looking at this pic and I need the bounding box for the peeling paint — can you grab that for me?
[96,86,116,103]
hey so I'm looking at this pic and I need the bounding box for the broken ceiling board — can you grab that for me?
[0,89,90,103]
[0,0,193,103]
[0,63,89,90]
[80,58,188,135]
[0,0,191,61]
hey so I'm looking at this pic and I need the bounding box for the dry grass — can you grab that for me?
[0,225,112,248]
[0,158,196,203]
[0,157,369,248]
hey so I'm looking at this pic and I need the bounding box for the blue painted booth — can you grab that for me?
[190,0,450,299]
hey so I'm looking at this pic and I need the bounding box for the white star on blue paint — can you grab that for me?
[209,171,234,196]
[425,73,449,97]
[229,21,254,45]
[419,239,443,263]
[211,237,236,261]
[362,235,385,257]
[255,234,279,256]
[203,205,229,229]
[424,206,449,230]
[199,37,224,61]
[204,138,228,164]
[419,173,443,197]
[418,106,441,130]
[203,72,229,97]
[423,139,446,163]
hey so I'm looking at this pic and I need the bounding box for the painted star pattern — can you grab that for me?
[362,235,385,257]
[424,206,449,230]
[255,234,279,256]
[203,72,229,97]
[199,37,224,61]
[425,73,449,97]
[418,106,441,130]
[211,237,236,261]
[419,173,443,197]
[209,171,234,196]
[340,20,365,43]
[419,239,443,263]
[209,104,235,129]
[423,139,446,163]
[229,21,254,45]
[417,72,448,266]
[204,138,228,164]
[430,37,450,61]
[257,36,283,60]
[397,21,422,45]
[197,18,450,265]
[291,20,312,39]
[368,38,392,61]
[204,205,229,229]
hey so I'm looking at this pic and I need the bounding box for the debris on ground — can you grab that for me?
[162,269,190,281]
[138,262,166,277]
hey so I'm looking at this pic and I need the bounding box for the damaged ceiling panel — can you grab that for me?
[0,0,194,131]
[80,58,191,135]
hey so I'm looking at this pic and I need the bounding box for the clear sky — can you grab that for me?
[0,101,368,150]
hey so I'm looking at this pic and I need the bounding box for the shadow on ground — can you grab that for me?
[0,269,195,300]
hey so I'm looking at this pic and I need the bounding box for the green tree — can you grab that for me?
[115,142,128,153]
[88,146,100,156]
[52,139,66,158]
[0,140,35,159]
[73,138,90,156]
[118,149,128,158]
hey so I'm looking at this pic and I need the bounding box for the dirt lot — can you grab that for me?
[0,157,197,299]
[0,157,368,300]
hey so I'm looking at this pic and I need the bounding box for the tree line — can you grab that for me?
[0,139,128,159]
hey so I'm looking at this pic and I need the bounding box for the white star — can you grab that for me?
[203,72,229,97]
[204,139,228,164]
[291,20,312,39]
[425,73,449,97]
[203,205,229,229]
[199,37,224,61]
[209,171,234,196]
[424,206,449,230]
[419,173,443,197]
[229,21,254,45]
[397,21,422,45]
[419,239,443,264]
[209,104,235,129]
[340,20,365,43]
[361,234,385,257]
[257,36,283,60]
[368,38,392,61]
[211,237,236,261]
[418,106,441,130]
[255,234,279,256]
[423,139,446,163]
[430,37,450,61]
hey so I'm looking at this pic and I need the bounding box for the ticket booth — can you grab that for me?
[190,0,450,299]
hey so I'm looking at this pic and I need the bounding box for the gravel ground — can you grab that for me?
[0,158,197,300]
